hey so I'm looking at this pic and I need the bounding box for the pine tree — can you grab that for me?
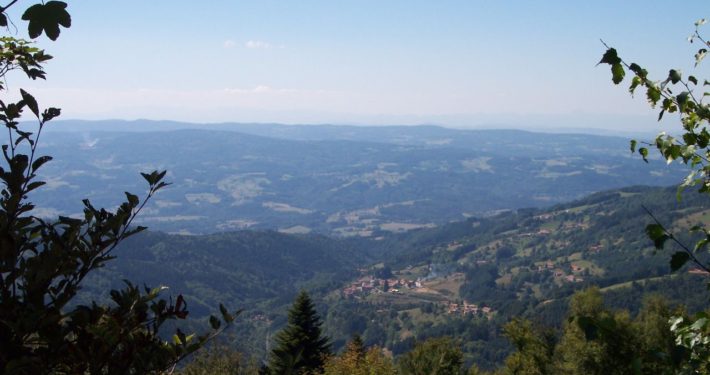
[268,291,330,374]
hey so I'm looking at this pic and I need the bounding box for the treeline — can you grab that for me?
[179,287,705,374]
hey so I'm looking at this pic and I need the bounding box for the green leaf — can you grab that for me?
[20,89,39,118]
[668,69,682,84]
[629,63,644,76]
[26,181,45,193]
[683,133,697,146]
[670,252,690,272]
[677,92,690,112]
[124,192,139,207]
[611,63,625,84]
[696,48,707,67]
[21,1,71,41]
[0,13,7,27]
[639,147,649,162]
[630,140,637,153]
[599,48,621,65]
[646,85,661,106]
[209,315,221,330]
[689,75,698,85]
[219,303,234,323]
[42,107,61,122]
[32,155,52,171]
[140,172,154,185]
[629,76,642,95]
[646,223,668,249]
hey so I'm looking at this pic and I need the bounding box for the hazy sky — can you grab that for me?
[7,1,710,130]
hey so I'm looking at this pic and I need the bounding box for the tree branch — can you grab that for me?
[642,204,710,274]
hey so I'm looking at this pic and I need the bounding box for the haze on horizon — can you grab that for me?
[8,1,708,133]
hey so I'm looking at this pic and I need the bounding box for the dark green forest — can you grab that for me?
[72,185,710,371]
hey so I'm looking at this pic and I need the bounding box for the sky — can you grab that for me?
[6,1,710,132]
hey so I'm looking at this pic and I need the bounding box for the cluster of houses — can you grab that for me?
[342,275,423,297]
[535,261,585,283]
[446,301,494,318]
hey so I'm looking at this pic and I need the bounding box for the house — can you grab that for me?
[462,302,479,314]
[448,303,459,313]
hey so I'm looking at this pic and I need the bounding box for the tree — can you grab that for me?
[500,318,555,375]
[397,337,464,375]
[554,288,639,375]
[498,289,685,374]
[322,336,396,375]
[268,291,330,374]
[633,296,682,374]
[0,2,235,374]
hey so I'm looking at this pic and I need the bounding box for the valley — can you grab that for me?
[77,180,710,368]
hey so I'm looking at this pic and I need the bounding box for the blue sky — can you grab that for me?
[9,1,710,131]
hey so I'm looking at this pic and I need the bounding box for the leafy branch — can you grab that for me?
[642,205,710,274]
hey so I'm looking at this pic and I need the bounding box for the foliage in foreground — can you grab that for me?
[0,1,234,373]
[496,289,685,375]
[598,18,710,373]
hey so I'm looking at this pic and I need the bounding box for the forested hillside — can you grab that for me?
[321,186,710,368]
[75,185,710,368]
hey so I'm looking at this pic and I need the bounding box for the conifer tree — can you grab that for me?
[268,291,330,374]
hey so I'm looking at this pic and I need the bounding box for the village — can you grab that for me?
[340,274,497,319]
[341,275,423,297]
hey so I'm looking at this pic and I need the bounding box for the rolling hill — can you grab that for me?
[31,121,685,236]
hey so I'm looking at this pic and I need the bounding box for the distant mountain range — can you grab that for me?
[31,120,684,236]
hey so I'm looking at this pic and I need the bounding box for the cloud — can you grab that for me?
[223,39,236,49]
[223,85,297,95]
[245,40,272,49]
